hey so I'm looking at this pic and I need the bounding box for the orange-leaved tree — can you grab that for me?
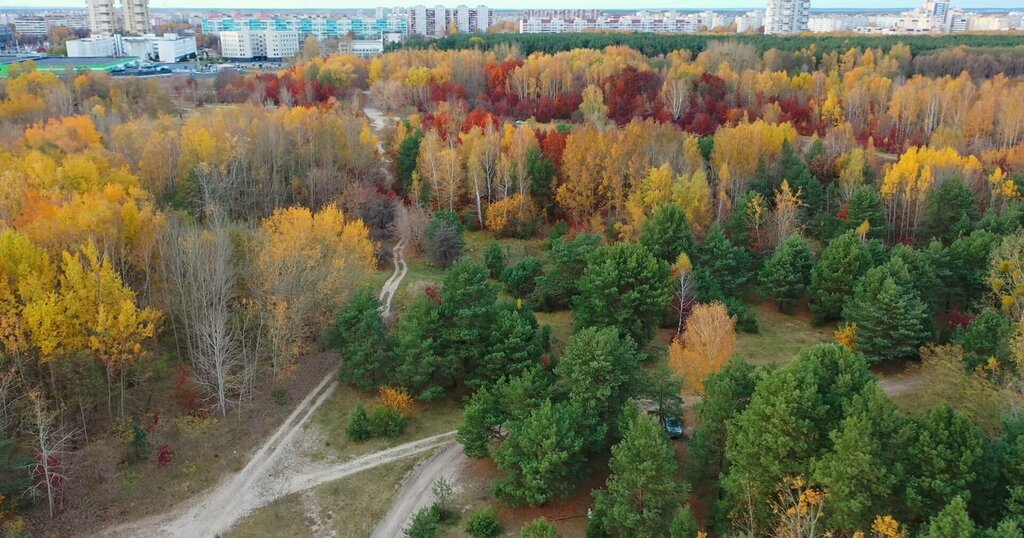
[668,301,737,394]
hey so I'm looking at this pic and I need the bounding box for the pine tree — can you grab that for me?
[757,235,814,313]
[458,367,553,458]
[484,241,504,279]
[812,386,909,533]
[721,345,872,530]
[493,400,586,507]
[669,505,699,538]
[468,303,543,391]
[573,242,671,344]
[694,225,752,297]
[393,295,448,400]
[922,180,979,243]
[688,358,758,486]
[346,404,371,441]
[809,231,876,323]
[534,233,602,311]
[325,288,392,390]
[590,406,684,537]
[439,258,498,386]
[639,204,695,263]
[846,186,886,239]
[906,406,984,522]
[842,259,932,363]
[920,497,975,538]
[554,327,643,452]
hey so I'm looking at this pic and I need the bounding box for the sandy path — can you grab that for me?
[378,240,408,319]
[100,371,338,537]
[370,443,467,538]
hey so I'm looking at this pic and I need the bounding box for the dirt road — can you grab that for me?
[100,370,339,537]
[378,240,408,319]
[370,443,467,538]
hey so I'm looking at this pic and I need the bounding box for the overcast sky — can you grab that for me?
[1,0,1021,9]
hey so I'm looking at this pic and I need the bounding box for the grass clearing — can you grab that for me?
[734,303,836,366]
[309,384,464,463]
[887,346,1013,434]
[535,310,574,355]
[227,456,423,538]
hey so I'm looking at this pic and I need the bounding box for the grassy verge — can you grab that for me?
[227,456,423,537]
[308,384,464,463]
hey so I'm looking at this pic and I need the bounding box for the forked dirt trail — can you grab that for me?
[100,100,437,538]
[371,443,468,538]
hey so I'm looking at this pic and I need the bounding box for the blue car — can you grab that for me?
[663,416,684,439]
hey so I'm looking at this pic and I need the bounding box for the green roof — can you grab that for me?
[0,56,140,77]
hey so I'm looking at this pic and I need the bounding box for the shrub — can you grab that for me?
[156,444,174,467]
[502,256,543,298]
[466,508,503,538]
[369,405,406,438]
[378,385,414,415]
[347,404,372,442]
[522,518,563,538]
[405,506,441,538]
[548,221,569,244]
[486,195,540,238]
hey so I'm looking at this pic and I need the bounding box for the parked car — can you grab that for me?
[663,416,684,439]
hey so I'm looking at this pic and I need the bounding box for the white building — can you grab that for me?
[410,4,491,37]
[734,11,765,33]
[808,14,869,32]
[65,33,196,62]
[67,35,117,56]
[201,15,409,41]
[123,0,151,35]
[520,10,712,34]
[118,33,196,62]
[219,29,300,60]
[339,38,385,57]
[13,12,89,36]
[764,0,810,34]
[87,0,116,35]
[153,33,197,62]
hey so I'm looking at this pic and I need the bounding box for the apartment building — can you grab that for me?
[219,29,300,60]
[519,11,710,34]
[764,0,810,34]
[202,16,408,41]
[409,5,491,37]
[13,12,89,36]
[123,0,152,35]
[87,0,117,35]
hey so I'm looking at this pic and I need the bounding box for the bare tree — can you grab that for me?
[26,392,77,518]
[161,212,256,416]
[391,203,430,255]
[662,77,692,121]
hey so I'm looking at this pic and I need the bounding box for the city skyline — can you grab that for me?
[0,0,1021,9]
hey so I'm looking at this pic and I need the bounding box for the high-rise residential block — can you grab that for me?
[764,0,810,34]
[87,0,116,35]
[123,0,151,35]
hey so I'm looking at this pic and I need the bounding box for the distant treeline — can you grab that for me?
[403,32,1024,60]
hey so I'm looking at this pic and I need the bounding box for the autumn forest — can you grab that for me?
[1,33,1024,538]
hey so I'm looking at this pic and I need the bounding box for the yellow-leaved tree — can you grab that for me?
[21,240,159,416]
[668,302,737,394]
[255,205,375,371]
